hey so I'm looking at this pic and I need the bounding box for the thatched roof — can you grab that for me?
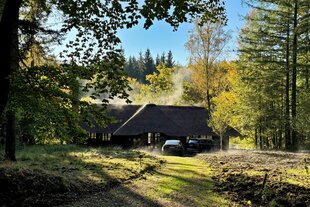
[157,105,215,136]
[113,104,187,136]
[225,127,242,137]
[90,104,141,133]
[81,104,241,137]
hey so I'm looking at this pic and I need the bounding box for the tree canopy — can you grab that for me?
[235,0,310,150]
[0,0,226,160]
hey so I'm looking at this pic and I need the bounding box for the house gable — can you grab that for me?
[80,103,240,138]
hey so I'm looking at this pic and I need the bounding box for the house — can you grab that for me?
[80,104,240,150]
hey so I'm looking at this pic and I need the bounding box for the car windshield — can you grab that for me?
[188,140,198,143]
[165,140,180,145]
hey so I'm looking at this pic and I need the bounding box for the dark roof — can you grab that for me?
[98,104,141,133]
[90,104,141,133]
[114,104,187,136]
[157,105,215,136]
[80,104,236,137]
[225,127,242,137]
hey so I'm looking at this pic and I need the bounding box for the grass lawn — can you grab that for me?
[66,155,230,207]
[3,146,306,207]
[0,145,162,206]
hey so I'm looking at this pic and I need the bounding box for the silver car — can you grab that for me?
[162,140,184,156]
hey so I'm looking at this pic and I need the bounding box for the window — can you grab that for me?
[91,133,96,139]
[155,133,160,142]
[103,133,111,141]
[148,133,153,144]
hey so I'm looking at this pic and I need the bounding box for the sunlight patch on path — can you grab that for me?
[136,156,230,207]
[65,155,230,207]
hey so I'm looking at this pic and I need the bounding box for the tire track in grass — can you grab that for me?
[65,155,230,207]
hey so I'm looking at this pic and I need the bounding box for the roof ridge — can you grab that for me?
[113,104,146,134]
[113,104,189,136]
[108,104,142,107]
[158,105,205,108]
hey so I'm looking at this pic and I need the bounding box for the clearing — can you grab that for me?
[198,150,310,207]
[1,146,309,207]
[64,155,229,207]
[64,150,310,207]
[0,145,162,207]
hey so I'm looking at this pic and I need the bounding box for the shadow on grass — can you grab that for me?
[58,152,163,207]
[62,154,224,207]
[63,184,163,207]
[0,145,161,207]
[154,168,213,188]
[147,160,227,207]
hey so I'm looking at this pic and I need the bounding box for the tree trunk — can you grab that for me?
[219,133,223,151]
[278,129,282,149]
[306,69,309,89]
[272,132,276,149]
[259,127,263,150]
[206,89,211,114]
[1,0,21,161]
[291,0,298,151]
[255,128,258,149]
[305,1,310,89]
[285,20,291,150]
[5,111,16,161]
[0,0,21,117]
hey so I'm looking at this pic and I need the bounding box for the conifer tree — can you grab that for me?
[237,0,310,150]
[144,49,156,77]
[155,54,161,66]
[160,52,166,66]
[166,50,175,68]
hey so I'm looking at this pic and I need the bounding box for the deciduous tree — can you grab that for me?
[0,0,226,160]
[185,19,231,112]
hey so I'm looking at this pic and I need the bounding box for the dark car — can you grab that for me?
[162,140,184,156]
[198,139,215,151]
[187,138,215,152]
[186,139,200,152]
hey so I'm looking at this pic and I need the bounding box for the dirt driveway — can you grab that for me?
[62,150,310,207]
[63,155,229,207]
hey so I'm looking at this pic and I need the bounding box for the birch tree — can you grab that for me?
[185,19,231,112]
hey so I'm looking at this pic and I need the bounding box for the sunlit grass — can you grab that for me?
[66,154,231,207]
[0,145,162,190]
[245,170,265,177]
[133,155,230,207]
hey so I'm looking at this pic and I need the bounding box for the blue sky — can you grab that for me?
[117,0,249,65]
[51,0,249,65]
